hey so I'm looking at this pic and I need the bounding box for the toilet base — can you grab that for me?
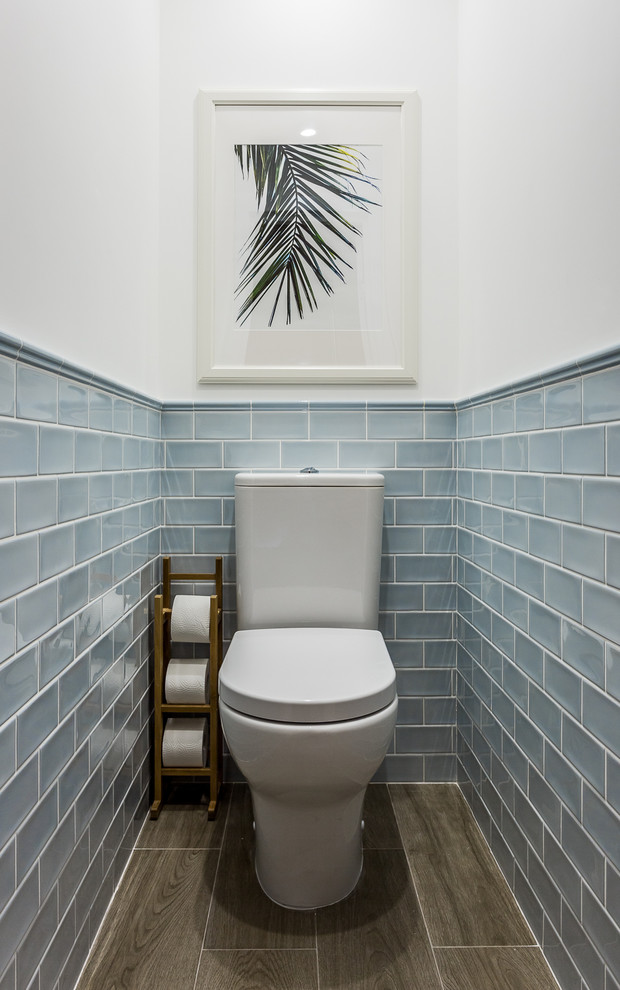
[251,790,366,910]
[219,696,398,911]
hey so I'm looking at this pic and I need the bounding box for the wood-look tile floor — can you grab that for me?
[77,783,560,990]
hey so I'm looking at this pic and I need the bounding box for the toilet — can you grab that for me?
[219,471,398,910]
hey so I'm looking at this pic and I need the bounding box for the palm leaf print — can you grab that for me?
[234,144,380,326]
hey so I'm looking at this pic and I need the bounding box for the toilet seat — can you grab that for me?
[219,627,396,723]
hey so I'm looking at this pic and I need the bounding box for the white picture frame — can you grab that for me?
[197,91,419,383]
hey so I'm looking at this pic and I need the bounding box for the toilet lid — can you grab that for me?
[219,627,396,723]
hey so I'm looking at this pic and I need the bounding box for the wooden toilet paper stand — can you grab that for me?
[150,556,223,820]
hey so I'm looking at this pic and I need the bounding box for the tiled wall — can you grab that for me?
[161,401,458,784]
[455,361,620,990]
[0,338,161,990]
[2,327,619,990]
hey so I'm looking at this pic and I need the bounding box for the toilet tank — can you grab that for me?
[235,472,384,630]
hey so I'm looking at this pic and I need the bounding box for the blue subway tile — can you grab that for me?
[544,566,582,622]
[40,525,74,580]
[492,398,515,435]
[515,474,544,515]
[195,526,235,555]
[58,565,89,622]
[583,365,620,423]
[582,883,620,977]
[132,404,148,437]
[515,710,544,771]
[0,535,38,600]
[396,497,452,525]
[583,478,620,533]
[165,497,221,526]
[396,440,452,468]
[529,431,562,473]
[424,526,456,554]
[529,516,561,564]
[252,409,307,440]
[89,390,113,431]
[503,659,528,709]
[162,410,194,439]
[0,647,37,723]
[562,809,605,902]
[545,379,582,427]
[396,554,451,582]
[583,580,620,645]
[514,631,544,684]
[58,476,88,522]
[424,469,455,496]
[223,441,279,469]
[562,523,605,581]
[425,409,456,439]
[464,439,482,469]
[582,683,620,755]
[529,600,561,654]
[0,421,38,476]
[396,668,452,697]
[40,718,74,792]
[503,435,528,471]
[563,715,605,795]
[368,409,423,439]
[16,477,57,534]
[39,425,74,474]
[545,476,581,523]
[167,440,223,469]
[515,552,544,598]
[491,472,514,508]
[0,756,38,848]
[503,510,529,550]
[0,482,14,538]
[562,425,605,475]
[608,423,620,475]
[0,839,15,914]
[0,356,15,415]
[482,437,503,470]
[309,407,366,440]
[58,381,88,427]
[17,683,59,766]
[544,653,581,719]
[16,582,57,650]
[607,534,620,590]
[473,404,492,437]
[583,786,620,869]
[281,441,338,469]
[473,471,492,503]
[562,619,605,687]
[340,440,395,468]
[515,390,544,432]
[16,365,57,422]
[529,682,561,747]
[396,612,452,640]
[544,741,581,817]
[102,435,123,471]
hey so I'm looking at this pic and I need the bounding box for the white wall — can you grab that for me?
[458,0,620,399]
[0,0,160,395]
[3,2,616,404]
[158,0,460,402]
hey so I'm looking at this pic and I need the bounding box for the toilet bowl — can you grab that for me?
[219,626,397,909]
[220,471,397,910]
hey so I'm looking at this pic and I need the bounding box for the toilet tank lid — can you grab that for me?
[219,627,396,723]
[235,472,384,488]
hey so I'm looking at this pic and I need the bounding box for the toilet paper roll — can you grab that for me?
[162,717,208,767]
[170,595,211,643]
[165,659,209,704]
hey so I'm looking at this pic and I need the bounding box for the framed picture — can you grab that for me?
[197,91,419,383]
